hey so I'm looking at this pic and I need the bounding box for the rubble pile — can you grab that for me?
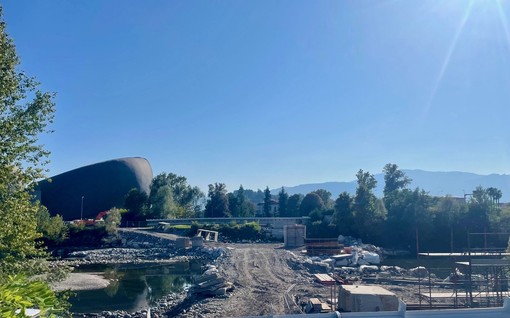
[190,265,234,297]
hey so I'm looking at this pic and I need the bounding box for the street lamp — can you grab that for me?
[80,196,84,220]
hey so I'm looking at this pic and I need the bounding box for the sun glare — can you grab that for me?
[423,0,510,115]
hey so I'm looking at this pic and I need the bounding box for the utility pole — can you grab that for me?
[81,196,84,220]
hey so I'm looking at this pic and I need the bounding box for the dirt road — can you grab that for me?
[179,243,329,317]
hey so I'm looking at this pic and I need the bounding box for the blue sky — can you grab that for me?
[3,0,510,192]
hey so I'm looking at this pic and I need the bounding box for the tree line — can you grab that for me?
[122,164,509,253]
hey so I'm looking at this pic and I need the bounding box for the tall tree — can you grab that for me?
[149,185,178,218]
[0,7,66,314]
[486,187,503,207]
[0,6,55,275]
[278,187,289,217]
[205,183,230,218]
[333,192,354,235]
[383,163,412,197]
[465,186,492,235]
[123,188,149,221]
[300,192,325,217]
[263,186,273,217]
[287,194,303,217]
[236,185,248,216]
[353,169,384,242]
[148,173,204,218]
[312,189,333,209]
[228,192,239,217]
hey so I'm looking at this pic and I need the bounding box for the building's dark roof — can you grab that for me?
[37,157,153,220]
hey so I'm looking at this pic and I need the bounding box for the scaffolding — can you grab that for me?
[415,232,510,309]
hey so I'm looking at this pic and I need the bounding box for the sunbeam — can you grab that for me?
[423,0,475,116]
[496,0,510,52]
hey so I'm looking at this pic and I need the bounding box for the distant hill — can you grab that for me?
[272,170,510,202]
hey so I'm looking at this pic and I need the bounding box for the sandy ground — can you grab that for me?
[52,273,110,291]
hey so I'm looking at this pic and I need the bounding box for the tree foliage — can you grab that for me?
[205,183,230,217]
[333,192,354,234]
[299,193,325,217]
[36,205,68,244]
[123,188,148,221]
[0,6,55,276]
[263,186,272,217]
[287,194,303,217]
[0,275,67,318]
[353,169,384,242]
[383,163,412,197]
[148,173,204,219]
[0,6,68,314]
[228,185,255,217]
[312,189,333,209]
[278,187,289,217]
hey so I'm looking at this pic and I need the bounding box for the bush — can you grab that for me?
[187,222,263,241]
[306,221,338,238]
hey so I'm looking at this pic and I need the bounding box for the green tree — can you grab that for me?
[353,169,384,242]
[236,185,246,216]
[263,186,273,217]
[278,187,289,217]
[105,207,122,235]
[36,205,68,244]
[0,6,67,314]
[228,192,239,217]
[385,188,433,250]
[383,163,412,197]
[123,188,149,221]
[464,186,492,236]
[149,173,204,218]
[236,185,255,217]
[287,194,303,217]
[205,183,230,218]
[333,192,354,235]
[149,185,178,218]
[299,192,325,217]
[430,195,467,251]
[0,6,54,274]
[312,189,333,209]
[0,275,67,317]
[486,187,503,207]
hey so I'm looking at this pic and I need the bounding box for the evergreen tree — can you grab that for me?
[278,187,289,217]
[287,194,303,217]
[205,183,230,217]
[263,186,272,217]
[333,192,354,235]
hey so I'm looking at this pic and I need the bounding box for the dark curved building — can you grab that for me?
[37,157,153,220]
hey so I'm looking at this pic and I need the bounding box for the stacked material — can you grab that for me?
[305,298,331,313]
[338,285,398,312]
[305,238,343,256]
[191,265,234,297]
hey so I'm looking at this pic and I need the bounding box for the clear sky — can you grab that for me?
[3,0,510,192]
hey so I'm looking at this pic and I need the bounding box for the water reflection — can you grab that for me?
[70,262,201,313]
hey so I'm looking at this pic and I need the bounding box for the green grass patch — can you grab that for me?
[171,224,191,230]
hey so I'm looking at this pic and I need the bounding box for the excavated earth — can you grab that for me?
[65,229,437,318]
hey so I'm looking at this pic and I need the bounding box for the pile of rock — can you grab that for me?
[190,265,234,297]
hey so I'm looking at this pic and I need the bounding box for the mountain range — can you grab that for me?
[272,170,510,203]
